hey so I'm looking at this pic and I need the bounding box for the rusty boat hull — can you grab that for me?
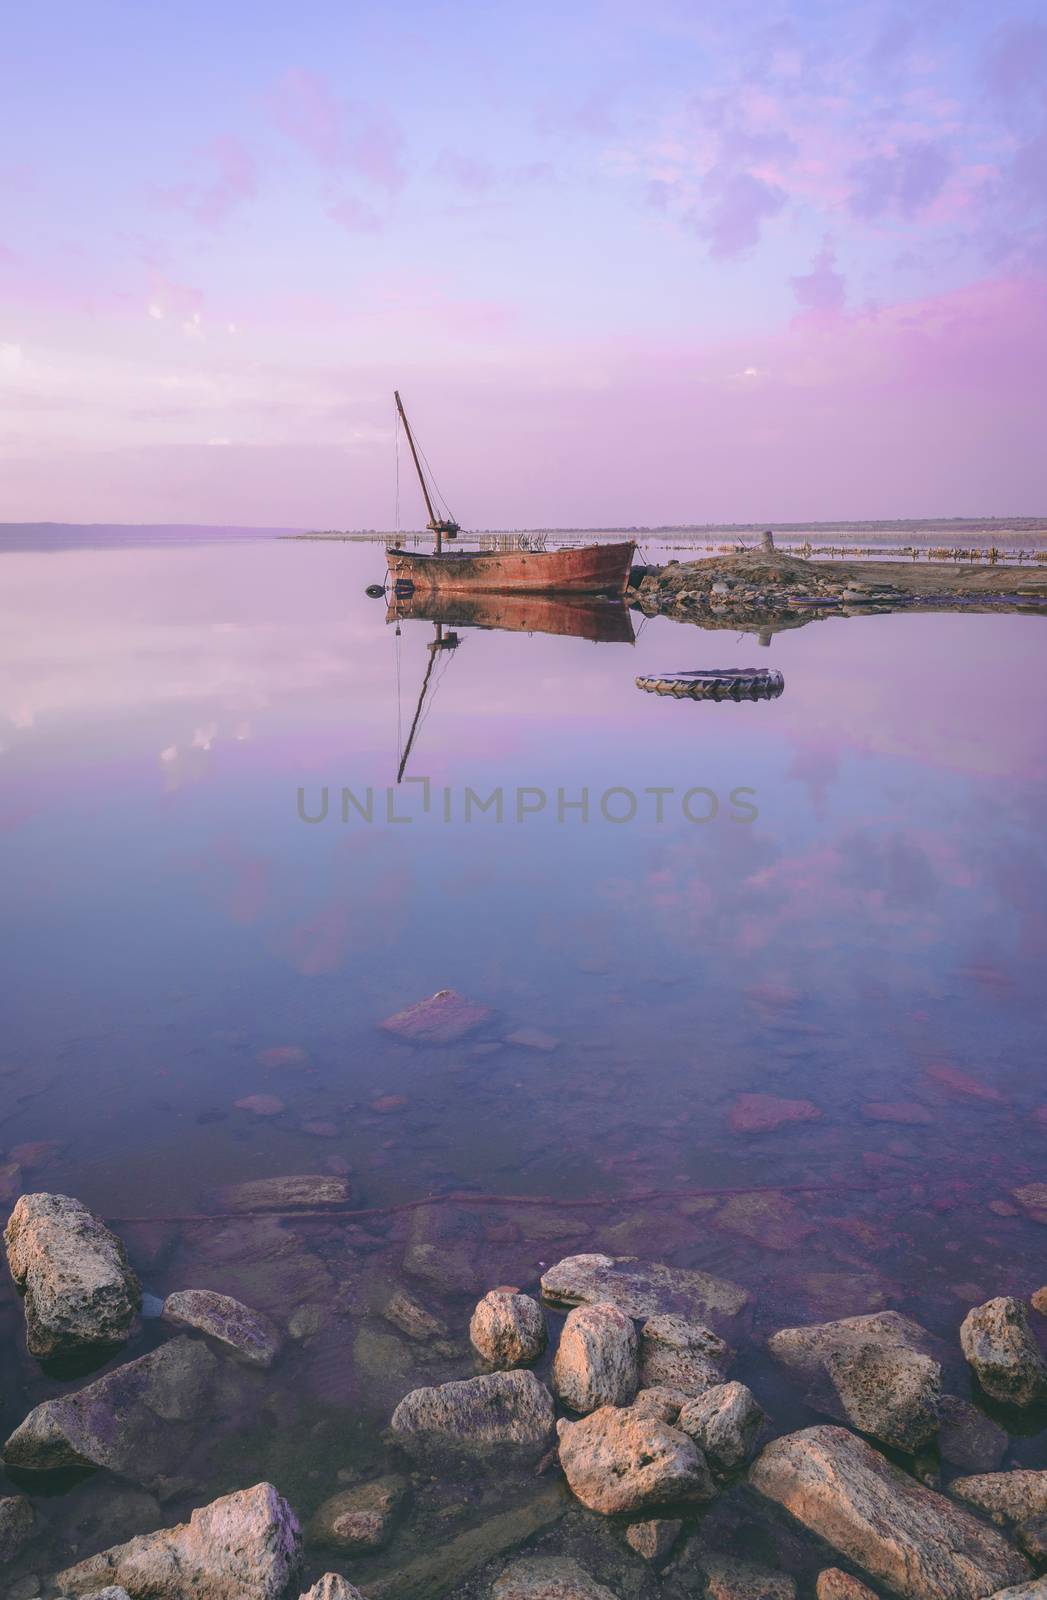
[386,540,636,596]
[387,588,635,643]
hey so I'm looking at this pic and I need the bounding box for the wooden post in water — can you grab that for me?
[394,390,442,555]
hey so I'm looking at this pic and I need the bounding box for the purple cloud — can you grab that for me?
[159,135,258,227]
[982,21,1047,103]
[433,150,497,194]
[791,241,845,313]
[269,67,406,191]
[691,168,785,259]
[327,195,383,233]
[848,140,952,220]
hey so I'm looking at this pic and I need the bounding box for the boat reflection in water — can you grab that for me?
[388,589,635,781]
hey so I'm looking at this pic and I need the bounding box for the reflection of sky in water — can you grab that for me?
[1,541,1046,1243]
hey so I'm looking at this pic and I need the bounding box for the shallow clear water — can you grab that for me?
[2,538,1047,1585]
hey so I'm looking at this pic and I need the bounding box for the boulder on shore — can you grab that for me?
[816,1571,879,1600]
[767,1310,936,1387]
[677,1381,764,1472]
[4,1191,140,1361]
[299,1579,366,1600]
[540,1253,751,1340]
[950,1472,1047,1526]
[556,1405,715,1515]
[469,1290,546,1369]
[2,1336,218,1487]
[162,1288,283,1367]
[56,1482,301,1600]
[750,1424,1032,1600]
[638,1313,728,1396]
[389,1369,555,1462]
[960,1298,1047,1407]
[552,1302,638,1412]
[824,1342,941,1453]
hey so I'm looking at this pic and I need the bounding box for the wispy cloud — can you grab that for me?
[269,67,407,191]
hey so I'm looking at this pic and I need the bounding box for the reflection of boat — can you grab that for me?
[387,589,636,644]
[636,668,785,701]
[389,391,635,594]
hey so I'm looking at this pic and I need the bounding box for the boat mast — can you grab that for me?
[394,390,443,555]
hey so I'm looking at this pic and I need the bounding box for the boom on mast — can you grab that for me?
[394,391,460,554]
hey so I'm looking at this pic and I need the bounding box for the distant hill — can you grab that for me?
[0,523,305,551]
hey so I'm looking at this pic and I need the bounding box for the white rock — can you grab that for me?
[4,1192,140,1361]
[552,1302,638,1412]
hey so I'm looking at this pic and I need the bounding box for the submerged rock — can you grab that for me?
[4,1191,141,1362]
[556,1405,715,1515]
[470,1290,547,1369]
[162,1288,283,1368]
[365,1486,564,1600]
[2,1336,218,1487]
[552,1303,638,1412]
[213,1175,351,1213]
[951,1473,1047,1526]
[381,989,492,1044]
[309,1475,407,1552]
[938,1395,1009,1472]
[729,1093,821,1134]
[638,1314,729,1396]
[750,1424,1031,1600]
[701,1552,796,1600]
[540,1253,751,1340]
[56,1482,302,1600]
[677,1381,764,1472]
[825,1342,941,1453]
[493,1556,618,1600]
[960,1298,1047,1407]
[0,1494,34,1562]
[383,1287,448,1343]
[389,1369,555,1461]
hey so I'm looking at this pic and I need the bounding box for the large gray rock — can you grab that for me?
[308,1476,407,1551]
[677,1381,764,1472]
[56,1482,302,1600]
[552,1303,638,1412]
[493,1556,618,1600]
[163,1288,283,1368]
[0,1493,34,1562]
[470,1290,546,1369]
[389,1369,555,1461]
[825,1342,941,1453]
[2,1336,218,1487]
[556,1405,715,1515]
[750,1425,1032,1600]
[4,1192,141,1361]
[638,1314,728,1396]
[540,1254,751,1340]
[767,1311,935,1386]
[960,1299,1047,1407]
[951,1473,1047,1526]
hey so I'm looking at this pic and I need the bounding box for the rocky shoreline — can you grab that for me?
[628,551,1047,633]
[5,1192,1047,1600]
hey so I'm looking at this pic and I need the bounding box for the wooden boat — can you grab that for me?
[388,391,636,595]
[386,587,636,643]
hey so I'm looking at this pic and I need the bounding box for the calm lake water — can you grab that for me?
[2,536,1047,1585]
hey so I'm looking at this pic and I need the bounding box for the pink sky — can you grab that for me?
[2,2,1046,525]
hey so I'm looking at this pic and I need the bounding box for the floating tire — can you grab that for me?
[636,667,785,702]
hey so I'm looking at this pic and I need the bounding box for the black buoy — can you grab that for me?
[365,583,386,598]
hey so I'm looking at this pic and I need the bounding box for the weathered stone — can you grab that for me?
[540,1253,751,1340]
[553,1303,638,1412]
[816,1570,879,1600]
[638,1313,728,1396]
[493,1556,617,1600]
[382,1288,448,1342]
[381,989,492,1044]
[2,1336,218,1487]
[825,1342,941,1452]
[162,1289,283,1367]
[987,1583,1047,1599]
[213,1175,350,1213]
[750,1425,1031,1600]
[677,1381,764,1472]
[308,1476,407,1552]
[556,1406,715,1515]
[960,1299,1047,1407]
[767,1311,935,1387]
[628,1386,688,1422]
[729,1093,821,1133]
[299,1579,366,1600]
[56,1482,302,1600]
[366,1486,564,1600]
[938,1395,1009,1472]
[624,1517,681,1564]
[717,1191,813,1252]
[4,1192,140,1361]
[470,1290,546,1369]
[702,1552,796,1600]
[403,1204,482,1294]
[1033,1289,1047,1317]
[166,1214,335,1322]
[951,1473,1047,1526]
[1017,1513,1047,1564]
[0,1494,34,1562]
[389,1369,555,1461]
